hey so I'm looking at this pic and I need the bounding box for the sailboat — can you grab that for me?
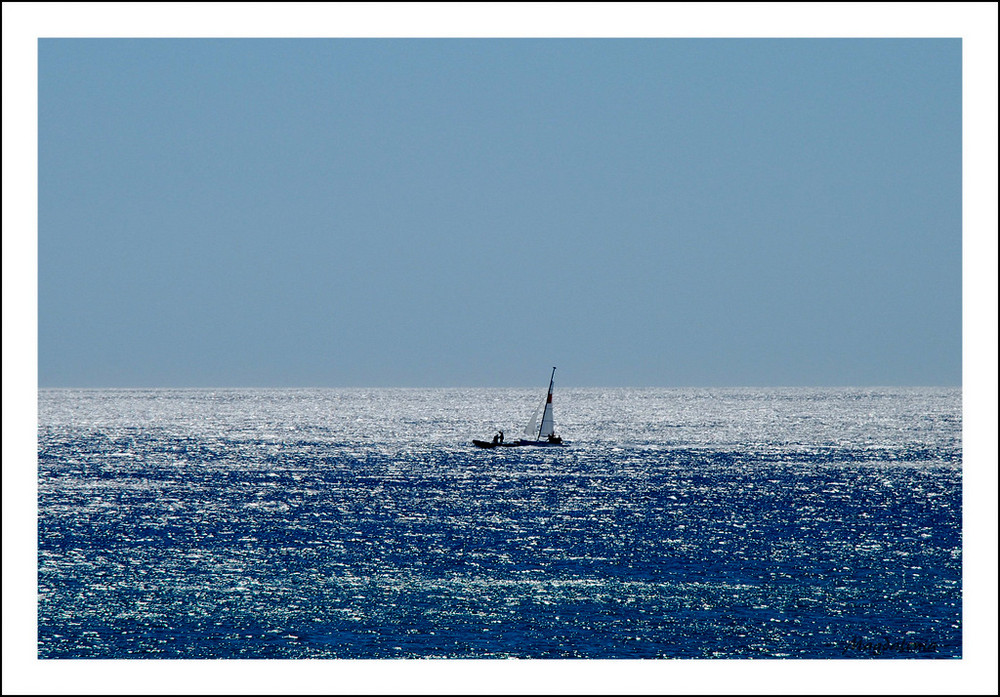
[473,367,567,448]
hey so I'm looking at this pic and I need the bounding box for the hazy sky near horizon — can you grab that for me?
[38,38,962,387]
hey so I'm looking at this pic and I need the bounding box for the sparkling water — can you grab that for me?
[37,387,961,658]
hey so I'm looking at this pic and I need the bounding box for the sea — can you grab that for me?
[37,387,962,659]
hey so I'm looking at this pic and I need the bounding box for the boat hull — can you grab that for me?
[472,439,519,449]
[472,439,567,448]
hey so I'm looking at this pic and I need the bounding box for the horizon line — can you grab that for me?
[36,384,963,390]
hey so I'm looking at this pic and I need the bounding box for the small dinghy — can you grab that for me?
[473,367,567,448]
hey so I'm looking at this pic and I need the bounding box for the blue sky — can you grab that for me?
[37,37,963,387]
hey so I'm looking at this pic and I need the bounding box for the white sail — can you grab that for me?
[536,367,557,439]
[538,397,555,439]
[522,398,543,439]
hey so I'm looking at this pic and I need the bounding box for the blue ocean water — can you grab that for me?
[37,387,961,659]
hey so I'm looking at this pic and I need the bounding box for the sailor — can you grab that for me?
[498,430,504,444]
[492,432,499,445]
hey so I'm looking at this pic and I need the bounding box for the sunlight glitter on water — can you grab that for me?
[38,387,960,658]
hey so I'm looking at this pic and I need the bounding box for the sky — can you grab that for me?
[35,36,964,387]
